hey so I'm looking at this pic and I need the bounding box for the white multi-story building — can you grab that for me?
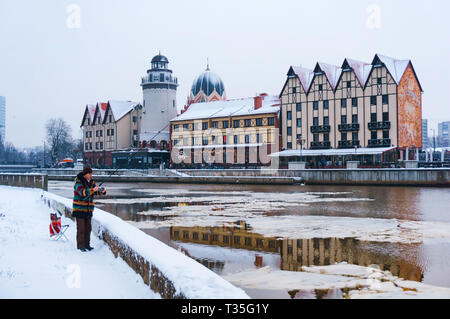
[140,53,178,147]
[0,96,5,143]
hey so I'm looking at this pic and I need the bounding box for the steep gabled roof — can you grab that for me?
[80,104,97,127]
[290,66,314,93]
[372,54,409,84]
[314,62,342,91]
[107,100,140,123]
[342,58,372,88]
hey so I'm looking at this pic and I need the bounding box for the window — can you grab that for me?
[202,137,208,145]
[223,135,227,144]
[234,135,238,144]
[268,117,275,126]
[245,135,250,144]
[193,232,198,240]
[211,135,216,143]
[341,99,347,108]
[174,139,179,146]
[233,236,240,244]
[352,114,358,124]
[222,121,229,128]
[382,95,389,105]
[85,143,89,150]
[96,130,99,137]
[86,131,89,138]
[287,142,292,149]
[100,142,104,149]
[383,112,389,121]
[233,120,240,128]
[297,118,302,127]
[160,73,164,82]
[132,116,137,123]
[202,233,208,241]
[370,96,377,105]
[341,115,347,124]
[313,117,319,126]
[109,115,113,123]
[174,124,179,131]
[313,101,319,110]
[313,134,319,142]
[245,237,252,246]
[371,131,378,140]
[212,121,218,128]
[341,132,347,141]
[95,142,99,149]
[183,124,189,130]
[256,118,263,126]
[133,130,138,136]
[202,122,208,130]
[377,77,382,85]
[324,116,329,126]
[352,98,358,107]
[323,100,329,110]
[319,84,323,91]
[383,131,389,139]
[183,231,189,239]
[347,81,351,88]
[100,130,103,137]
[352,132,358,141]
[287,127,292,136]
[371,113,377,122]
[287,111,292,120]
[89,143,92,150]
[324,133,329,142]
[296,103,302,112]
[292,87,296,94]
[244,119,251,127]
[106,129,110,136]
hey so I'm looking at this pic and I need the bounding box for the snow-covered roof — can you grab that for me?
[375,54,410,84]
[344,58,372,87]
[286,54,421,93]
[270,146,397,157]
[108,100,139,122]
[171,95,280,122]
[291,66,314,92]
[316,62,342,90]
[87,104,96,120]
[97,102,108,121]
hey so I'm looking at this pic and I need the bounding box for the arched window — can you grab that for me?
[150,140,157,148]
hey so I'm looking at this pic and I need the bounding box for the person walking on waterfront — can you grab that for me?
[73,166,106,252]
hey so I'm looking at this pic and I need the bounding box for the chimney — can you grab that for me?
[254,95,262,110]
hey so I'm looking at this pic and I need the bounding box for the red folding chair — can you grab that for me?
[49,212,69,242]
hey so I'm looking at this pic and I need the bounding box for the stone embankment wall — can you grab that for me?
[40,192,249,299]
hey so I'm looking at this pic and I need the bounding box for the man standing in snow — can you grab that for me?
[73,167,106,252]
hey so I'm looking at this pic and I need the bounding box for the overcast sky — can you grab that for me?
[1,0,449,148]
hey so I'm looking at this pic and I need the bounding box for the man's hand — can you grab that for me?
[101,187,107,195]
[93,186,99,192]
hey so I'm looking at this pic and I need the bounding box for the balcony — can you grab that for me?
[338,140,360,149]
[310,141,331,149]
[338,123,360,132]
[368,138,391,148]
[368,121,391,130]
[310,125,331,133]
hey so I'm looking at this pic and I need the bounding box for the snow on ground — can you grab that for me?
[222,263,450,299]
[0,186,160,299]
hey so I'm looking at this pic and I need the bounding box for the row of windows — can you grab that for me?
[287,94,390,114]
[286,130,389,148]
[85,129,115,138]
[173,117,276,131]
[174,134,265,146]
[173,231,277,247]
[85,142,104,150]
[290,76,388,95]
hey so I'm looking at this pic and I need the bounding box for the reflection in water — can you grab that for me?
[169,222,424,282]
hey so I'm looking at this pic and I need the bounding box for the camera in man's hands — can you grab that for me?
[98,187,106,194]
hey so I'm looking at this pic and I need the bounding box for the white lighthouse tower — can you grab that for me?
[140,53,178,145]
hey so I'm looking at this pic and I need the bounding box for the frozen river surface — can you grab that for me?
[49,181,450,298]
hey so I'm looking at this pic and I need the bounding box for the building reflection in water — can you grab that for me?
[170,221,423,282]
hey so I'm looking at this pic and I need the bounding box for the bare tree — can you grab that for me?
[45,118,73,166]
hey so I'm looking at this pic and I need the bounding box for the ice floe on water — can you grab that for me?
[222,263,450,299]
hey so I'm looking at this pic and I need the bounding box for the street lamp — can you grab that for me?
[296,136,305,162]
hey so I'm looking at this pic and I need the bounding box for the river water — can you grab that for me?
[49,181,450,298]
